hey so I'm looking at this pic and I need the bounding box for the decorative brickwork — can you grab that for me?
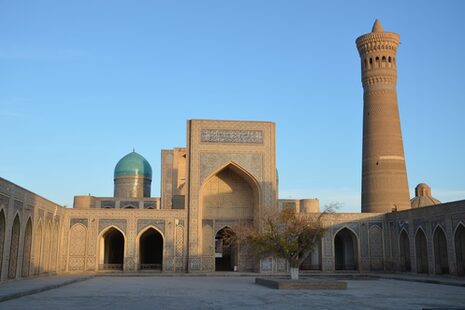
[137,219,165,234]
[201,129,263,144]
[68,224,87,271]
[70,218,88,227]
[98,219,127,234]
[175,225,184,257]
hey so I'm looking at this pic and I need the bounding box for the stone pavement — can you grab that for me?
[299,271,465,287]
[371,272,465,287]
[0,275,93,302]
[0,275,464,310]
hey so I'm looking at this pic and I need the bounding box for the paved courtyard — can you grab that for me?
[0,276,464,310]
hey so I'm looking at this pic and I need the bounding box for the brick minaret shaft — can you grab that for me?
[356,20,410,213]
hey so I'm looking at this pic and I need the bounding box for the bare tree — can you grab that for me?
[227,204,337,279]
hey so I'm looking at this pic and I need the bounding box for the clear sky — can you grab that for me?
[1,0,464,212]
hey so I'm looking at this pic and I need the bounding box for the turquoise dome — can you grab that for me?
[114,151,152,178]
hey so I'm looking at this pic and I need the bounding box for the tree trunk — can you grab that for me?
[290,267,299,280]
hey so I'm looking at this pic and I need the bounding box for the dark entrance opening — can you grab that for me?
[415,229,428,273]
[334,228,358,270]
[456,224,465,276]
[300,241,322,271]
[215,227,237,271]
[433,227,449,274]
[102,228,124,270]
[139,228,163,270]
[399,230,411,272]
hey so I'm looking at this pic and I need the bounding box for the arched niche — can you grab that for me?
[138,227,163,270]
[43,222,52,273]
[68,223,87,271]
[21,218,33,277]
[50,223,59,273]
[455,223,465,275]
[334,227,359,271]
[399,229,411,272]
[99,227,125,270]
[34,221,43,275]
[300,238,322,271]
[433,226,449,274]
[415,228,428,273]
[8,215,20,279]
[200,162,260,221]
[199,162,260,272]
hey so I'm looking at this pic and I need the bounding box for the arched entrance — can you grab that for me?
[300,240,322,270]
[201,162,259,272]
[334,228,358,270]
[8,215,20,279]
[415,228,428,273]
[215,227,237,271]
[139,228,163,270]
[22,219,33,277]
[399,230,411,272]
[454,224,465,275]
[433,226,449,274]
[101,227,125,270]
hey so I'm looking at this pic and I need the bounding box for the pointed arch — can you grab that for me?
[42,221,52,273]
[334,227,359,271]
[21,217,33,277]
[201,161,261,193]
[399,229,411,272]
[368,224,384,270]
[200,161,260,220]
[136,225,164,270]
[215,225,233,236]
[215,226,237,271]
[50,222,59,273]
[0,209,5,278]
[433,225,449,274]
[415,227,428,273]
[454,222,465,275]
[136,225,165,241]
[200,161,261,272]
[34,220,43,275]
[300,237,322,271]
[98,225,126,271]
[8,214,21,279]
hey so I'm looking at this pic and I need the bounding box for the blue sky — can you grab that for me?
[1,0,464,212]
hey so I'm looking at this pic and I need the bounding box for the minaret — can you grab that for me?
[356,20,410,213]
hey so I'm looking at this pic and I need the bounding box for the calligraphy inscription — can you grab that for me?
[201,129,263,144]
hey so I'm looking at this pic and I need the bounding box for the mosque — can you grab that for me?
[0,20,464,281]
